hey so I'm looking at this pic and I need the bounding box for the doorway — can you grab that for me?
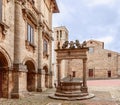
[108,71,111,77]
[0,52,8,98]
[43,66,49,88]
[89,69,93,77]
[25,60,36,91]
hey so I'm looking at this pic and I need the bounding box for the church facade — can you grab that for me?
[0,0,59,98]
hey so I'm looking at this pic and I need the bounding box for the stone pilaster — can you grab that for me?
[37,69,46,92]
[11,64,28,98]
[48,40,53,88]
[14,0,24,63]
[37,24,44,91]
[38,24,43,70]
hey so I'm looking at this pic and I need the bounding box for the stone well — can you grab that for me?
[49,77,95,101]
[49,40,95,100]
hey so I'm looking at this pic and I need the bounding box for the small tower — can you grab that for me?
[54,26,68,49]
[53,26,69,85]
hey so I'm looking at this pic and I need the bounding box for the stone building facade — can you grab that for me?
[70,40,120,79]
[53,26,120,80]
[0,0,59,98]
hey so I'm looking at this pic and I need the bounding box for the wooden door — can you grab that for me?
[108,71,111,77]
[89,69,93,77]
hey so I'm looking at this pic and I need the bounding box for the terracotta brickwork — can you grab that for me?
[0,0,59,98]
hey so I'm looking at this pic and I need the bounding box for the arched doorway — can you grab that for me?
[25,60,36,92]
[43,66,49,88]
[0,52,8,98]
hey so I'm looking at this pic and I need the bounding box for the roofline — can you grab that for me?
[53,26,69,33]
[104,48,120,54]
[52,0,60,13]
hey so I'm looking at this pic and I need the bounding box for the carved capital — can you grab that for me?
[27,0,34,5]
[15,0,26,5]
[38,21,44,29]
[0,22,9,40]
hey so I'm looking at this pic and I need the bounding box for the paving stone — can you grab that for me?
[46,102,62,105]
[0,80,120,105]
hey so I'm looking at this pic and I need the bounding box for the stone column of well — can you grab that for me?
[57,59,61,86]
[82,58,88,93]
[12,0,28,98]
[37,24,45,91]
[67,60,71,76]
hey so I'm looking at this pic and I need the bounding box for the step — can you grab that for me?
[55,92,88,97]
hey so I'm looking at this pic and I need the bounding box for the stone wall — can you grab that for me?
[0,0,59,98]
[68,40,119,79]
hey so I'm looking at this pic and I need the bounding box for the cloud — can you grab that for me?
[53,0,120,52]
[85,0,116,7]
[53,1,74,27]
[97,36,114,44]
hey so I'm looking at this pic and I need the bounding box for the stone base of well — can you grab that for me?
[49,93,95,101]
[49,77,95,100]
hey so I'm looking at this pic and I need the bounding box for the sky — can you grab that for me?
[53,0,120,52]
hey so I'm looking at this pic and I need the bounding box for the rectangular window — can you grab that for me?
[27,23,34,44]
[108,71,111,77]
[89,47,94,53]
[72,71,76,77]
[43,39,48,53]
[60,30,62,38]
[89,69,93,77]
[57,31,59,40]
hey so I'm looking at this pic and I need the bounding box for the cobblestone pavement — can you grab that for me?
[0,79,120,105]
